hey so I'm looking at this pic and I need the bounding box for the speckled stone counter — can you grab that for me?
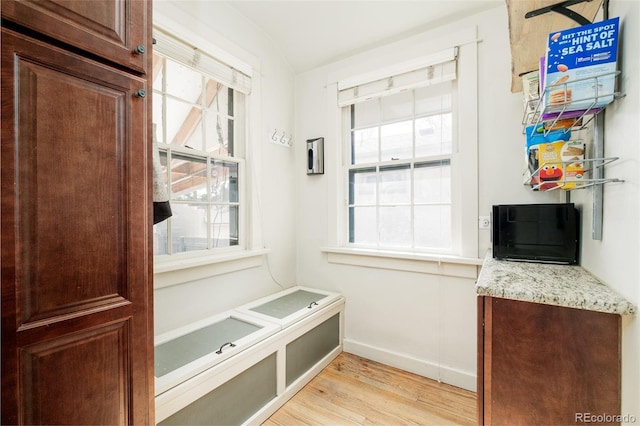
[476,252,636,315]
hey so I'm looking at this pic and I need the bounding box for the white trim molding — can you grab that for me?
[154,249,269,289]
[343,339,476,392]
[322,247,481,279]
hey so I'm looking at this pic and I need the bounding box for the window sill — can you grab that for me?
[321,247,482,279]
[154,249,269,289]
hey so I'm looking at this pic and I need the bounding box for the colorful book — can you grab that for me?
[543,17,619,114]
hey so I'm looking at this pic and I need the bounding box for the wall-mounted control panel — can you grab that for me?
[307,137,324,175]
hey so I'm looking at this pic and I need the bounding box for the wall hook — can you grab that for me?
[280,133,290,144]
[270,129,292,147]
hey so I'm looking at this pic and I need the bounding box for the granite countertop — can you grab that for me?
[476,252,636,315]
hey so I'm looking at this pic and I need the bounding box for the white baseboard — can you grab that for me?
[343,338,477,392]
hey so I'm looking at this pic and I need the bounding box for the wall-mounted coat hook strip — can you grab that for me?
[270,129,293,147]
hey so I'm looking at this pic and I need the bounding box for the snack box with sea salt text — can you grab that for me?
[544,17,619,113]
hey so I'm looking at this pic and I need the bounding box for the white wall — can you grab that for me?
[293,6,523,391]
[153,0,639,414]
[572,0,640,419]
[294,0,640,408]
[153,1,297,334]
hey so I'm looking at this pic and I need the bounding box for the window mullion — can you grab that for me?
[200,74,207,152]
[161,57,172,255]
[410,161,416,250]
[207,158,212,250]
[376,97,382,248]
[376,98,382,248]
[411,90,416,250]
[375,164,381,248]
[166,148,173,255]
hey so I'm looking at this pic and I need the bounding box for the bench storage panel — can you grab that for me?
[154,286,345,425]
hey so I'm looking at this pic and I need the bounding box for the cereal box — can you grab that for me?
[544,17,619,113]
[525,124,572,189]
[536,140,586,190]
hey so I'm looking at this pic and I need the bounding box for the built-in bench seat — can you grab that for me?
[154,286,345,425]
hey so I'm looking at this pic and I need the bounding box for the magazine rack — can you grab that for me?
[522,2,624,240]
[523,71,623,137]
[521,72,624,193]
[524,156,623,191]
[521,81,624,240]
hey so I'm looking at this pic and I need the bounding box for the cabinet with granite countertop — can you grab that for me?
[476,253,636,426]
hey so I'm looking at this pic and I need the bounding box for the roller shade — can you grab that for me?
[338,47,457,107]
[154,28,252,94]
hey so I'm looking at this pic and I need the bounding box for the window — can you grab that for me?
[340,49,461,254]
[152,29,250,257]
[347,83,454,251]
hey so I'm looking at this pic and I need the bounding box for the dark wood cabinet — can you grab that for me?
[1,0,149,73]
[1,1,153,424]
[477,296,621,426]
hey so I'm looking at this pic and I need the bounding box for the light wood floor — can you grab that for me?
[262,352,476,426]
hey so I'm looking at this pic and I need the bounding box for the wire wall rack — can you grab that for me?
[524,156,624,191]
[522,71,624,136]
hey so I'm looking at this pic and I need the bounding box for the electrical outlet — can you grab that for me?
[479,216,491,229]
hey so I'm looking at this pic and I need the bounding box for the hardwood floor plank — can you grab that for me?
[283,382,367,425]
[262,353,476,426]
[317,370,445,425]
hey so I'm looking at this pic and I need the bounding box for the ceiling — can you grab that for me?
[222,0,503,73]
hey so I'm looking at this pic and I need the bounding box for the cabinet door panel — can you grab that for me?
[1,28,152,425]
[484,297,620,425]
[8,32,147,326]
[20,320,130,425]
[1,0,148,73]
[15,58,130,324]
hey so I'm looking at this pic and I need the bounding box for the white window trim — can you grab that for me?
[152,25,262,280]
[321,247,482,279]
[153,21,253,80]
[325,28,480,268]
[344,87,456,254]
[154,144,247,253]
[154,248,270,289]
[337,47,457,106]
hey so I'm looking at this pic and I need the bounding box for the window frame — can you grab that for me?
[344,83,458,255]
[154,145,246,259]
[152,28,251,263]
[330,37,479,261]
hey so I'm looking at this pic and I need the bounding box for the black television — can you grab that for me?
[492,203,579,264]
